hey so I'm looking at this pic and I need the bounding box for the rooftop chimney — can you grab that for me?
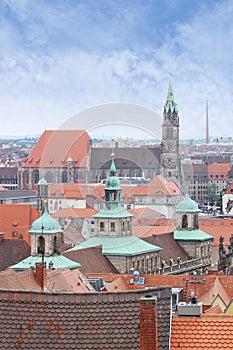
[35,262,46,291]
[140,295,158,350]
[177,301,203,317]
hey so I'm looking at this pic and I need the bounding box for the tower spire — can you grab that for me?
[167,72,174,102]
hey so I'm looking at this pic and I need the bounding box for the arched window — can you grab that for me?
[62,171,67,183]
[194,213,199,229]
[54,236,58,254]
[45,172,53,183]
[182,214,188,229]
[32,170,39,185]
[37,236,45,254]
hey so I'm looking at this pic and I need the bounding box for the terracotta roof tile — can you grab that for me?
[52,207,99,219]
[23,130,90,168]
[199,217,233,245]
[0,204,39,244]
[171,315,233,349]
[208,163,230,180]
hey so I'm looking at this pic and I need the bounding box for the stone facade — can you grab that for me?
[160,78,180,179]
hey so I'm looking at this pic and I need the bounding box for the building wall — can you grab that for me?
[48,198,86,214]
[107,251,160,274]
[95,217,132,237]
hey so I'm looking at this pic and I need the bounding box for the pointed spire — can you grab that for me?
[167,73,174,102]
[110,152,116,175]
[164,73,178,113]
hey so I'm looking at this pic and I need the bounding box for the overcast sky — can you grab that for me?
[0,0,232,139]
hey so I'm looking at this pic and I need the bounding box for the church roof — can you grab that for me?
[174,229,213,241]
[164,78,178,113]
[29,208,61,234]
[22,130,90,168]
[68,235,161,256]
[8,254,81,271]
[176,195,200,212]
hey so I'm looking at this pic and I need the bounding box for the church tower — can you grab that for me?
[94,153,133,237]
[160,76,180,179]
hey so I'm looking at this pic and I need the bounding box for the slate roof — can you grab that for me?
[171,315,233,349]
[143,232,190,262]
[68,236,161,256]
[23,130,90,168]
[0,287,171,350]
[0,239,31,271]
[90,147,160,169]
[63,246,119,274]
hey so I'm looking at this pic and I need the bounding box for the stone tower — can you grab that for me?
[160,76,180,179]
[94,153,133,237]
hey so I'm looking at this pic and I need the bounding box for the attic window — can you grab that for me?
[12,222,19,226]
[221,222,224,225]
[79,275,85,282]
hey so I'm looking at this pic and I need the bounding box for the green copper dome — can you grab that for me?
[176,195,200,213]
[29,208,61,234]
[106,175,121,189]
[37,178,48,186]
[67,156,73,162]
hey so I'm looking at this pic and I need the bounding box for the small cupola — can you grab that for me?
[176,195,200,230]
[29,208,62,257]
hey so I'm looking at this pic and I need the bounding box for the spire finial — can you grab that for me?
[110,153,116,175]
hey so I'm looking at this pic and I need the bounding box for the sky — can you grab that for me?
[0,0,232,139]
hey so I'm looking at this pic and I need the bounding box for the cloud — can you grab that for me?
[0,0,232,139]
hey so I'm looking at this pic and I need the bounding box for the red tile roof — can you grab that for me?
[171,315,233,349]
[132,219,176,237]
[23,130,91,168]
[208,163,230,180]
[223,181,233,194]
[52,207,99,219]
[199,217,233,245]
[49,183,85,199]
[0,204,39,244]
[204,304,223,314]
